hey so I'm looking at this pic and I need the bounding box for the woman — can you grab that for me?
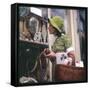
[42,16,71,62]
[40,16,71,81]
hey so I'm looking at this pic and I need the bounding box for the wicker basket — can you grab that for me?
[55,64,86,81]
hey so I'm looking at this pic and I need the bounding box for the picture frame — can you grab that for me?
[11,3,88,87]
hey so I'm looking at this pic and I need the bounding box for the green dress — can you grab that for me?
[51,34,71,81]
[52,34,71,53]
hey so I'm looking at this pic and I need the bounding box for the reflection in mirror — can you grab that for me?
[29,17,39,35]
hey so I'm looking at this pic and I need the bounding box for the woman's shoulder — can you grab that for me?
[61,34,69,38]
[57,34,70,40]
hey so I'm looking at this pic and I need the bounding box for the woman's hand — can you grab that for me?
[45,51,56,61]
[40,48,50,59]
[40,48,56,61]
[46,51,55,58]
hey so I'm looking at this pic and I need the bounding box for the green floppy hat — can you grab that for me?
[49,16,64,33]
